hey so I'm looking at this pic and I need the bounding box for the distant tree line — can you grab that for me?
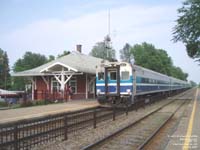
[0,48,11,89]
[90,35,116,62]
[119,42,189,81]
[0,49,70,90]
[0,38,197,91]
[90,40,190,81]
[12,51,71,90]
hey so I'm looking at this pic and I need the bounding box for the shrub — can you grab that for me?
[34,99,52,106]
[0,101,8,107]
[20,100,33,107]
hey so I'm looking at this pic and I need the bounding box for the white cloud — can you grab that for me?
[1,4,200,83]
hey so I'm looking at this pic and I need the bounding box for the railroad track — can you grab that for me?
[82,98,189,150]
[1,89,194,150]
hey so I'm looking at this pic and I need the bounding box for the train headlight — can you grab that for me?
[126,89,131,95]
[97,89,101,95]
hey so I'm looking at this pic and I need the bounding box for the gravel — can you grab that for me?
[33,99,174,150]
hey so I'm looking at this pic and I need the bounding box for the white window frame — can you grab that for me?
[121,71,130,80]
[89,80,95,93]
[109,71,117,80]
[69,77,77,94]
[51,78,61,92]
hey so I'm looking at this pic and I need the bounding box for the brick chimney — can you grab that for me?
[76,44,82,53]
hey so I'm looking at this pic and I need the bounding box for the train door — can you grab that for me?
[105,65,120,96]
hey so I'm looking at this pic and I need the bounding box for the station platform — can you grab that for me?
[0,100,99,124]
[165,88,199,150]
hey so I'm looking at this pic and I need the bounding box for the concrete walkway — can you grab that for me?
[0,100,99,124]
[165,88,199,150]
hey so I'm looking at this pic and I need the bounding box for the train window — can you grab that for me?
[98,72,104,80]
[141,78,145,83]
[110,71,117,80]
[121,71,129,80]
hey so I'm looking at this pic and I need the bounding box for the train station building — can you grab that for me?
[12,45,106,101]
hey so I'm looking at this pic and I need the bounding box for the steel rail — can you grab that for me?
[137,99,188,150]
[81,99,177,150]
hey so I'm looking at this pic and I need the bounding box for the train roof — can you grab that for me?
[97,61,189,85]
[134,64,188,84]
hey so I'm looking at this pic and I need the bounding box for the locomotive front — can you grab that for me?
[96,62,134,106]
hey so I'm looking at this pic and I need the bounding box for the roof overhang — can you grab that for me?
[12,71,84,77]
[40,62,78,73]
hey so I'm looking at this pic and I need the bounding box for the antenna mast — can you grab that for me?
[104,9,112,60]
[108,9,110,37]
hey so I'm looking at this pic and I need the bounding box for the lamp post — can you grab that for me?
[104,35,111,60]
[130,57,136,104]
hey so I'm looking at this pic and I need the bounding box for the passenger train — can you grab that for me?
[96,61,190,106]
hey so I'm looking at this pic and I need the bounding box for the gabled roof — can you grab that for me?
[12,52,106,77]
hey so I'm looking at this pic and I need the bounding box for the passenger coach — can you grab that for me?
[96,62,190,105]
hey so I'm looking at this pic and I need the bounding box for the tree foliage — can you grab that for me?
[120,43,132,62]
[170,66,188,81]
[57,50,70,58]
[189,80,197,87]
[0,48,11,89]
[12,52,48,90]
[90,36,116,61]
[173,0,200,60]
[48,55,55,62]
[122,42,188,81]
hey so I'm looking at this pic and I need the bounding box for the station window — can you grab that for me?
[98,72,104,80]
[121,71,130,80]
[51,77,77,94]
[89,80,95,93]
[51,79,61,92]
[110,71,117,80]
[69,77,77,93]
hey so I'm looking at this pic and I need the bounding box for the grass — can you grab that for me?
[0,101,8,107]
[0,99,57,109]
[19,99,54,108]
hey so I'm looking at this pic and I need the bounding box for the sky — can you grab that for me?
[0,0,199,83]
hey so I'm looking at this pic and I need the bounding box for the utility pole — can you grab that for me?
[104,9,112,60]
[130,57,136,104]
[108,9,110,37]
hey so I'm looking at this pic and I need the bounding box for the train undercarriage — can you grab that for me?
[97,88,189,108]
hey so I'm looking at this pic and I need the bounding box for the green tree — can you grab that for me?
[12,52,48,90]
[57,50,70,58]
[130,42,188,80]
[13,52,48,72]
[120,43,132,62]
[90,35,116,61]
[131,42,173,74]
[173,0,200,60]
[170,66,188,80]
[48,55,55,62]
[189,80,197,87]
[0,48,11,89]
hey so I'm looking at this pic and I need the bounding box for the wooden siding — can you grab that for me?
[34,74,95,100]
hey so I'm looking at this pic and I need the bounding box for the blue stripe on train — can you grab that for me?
[97,85,185,93]
[96,85,132,93]
[96,76,133,84]
[136,85,170,93]
[96,76,157,84]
